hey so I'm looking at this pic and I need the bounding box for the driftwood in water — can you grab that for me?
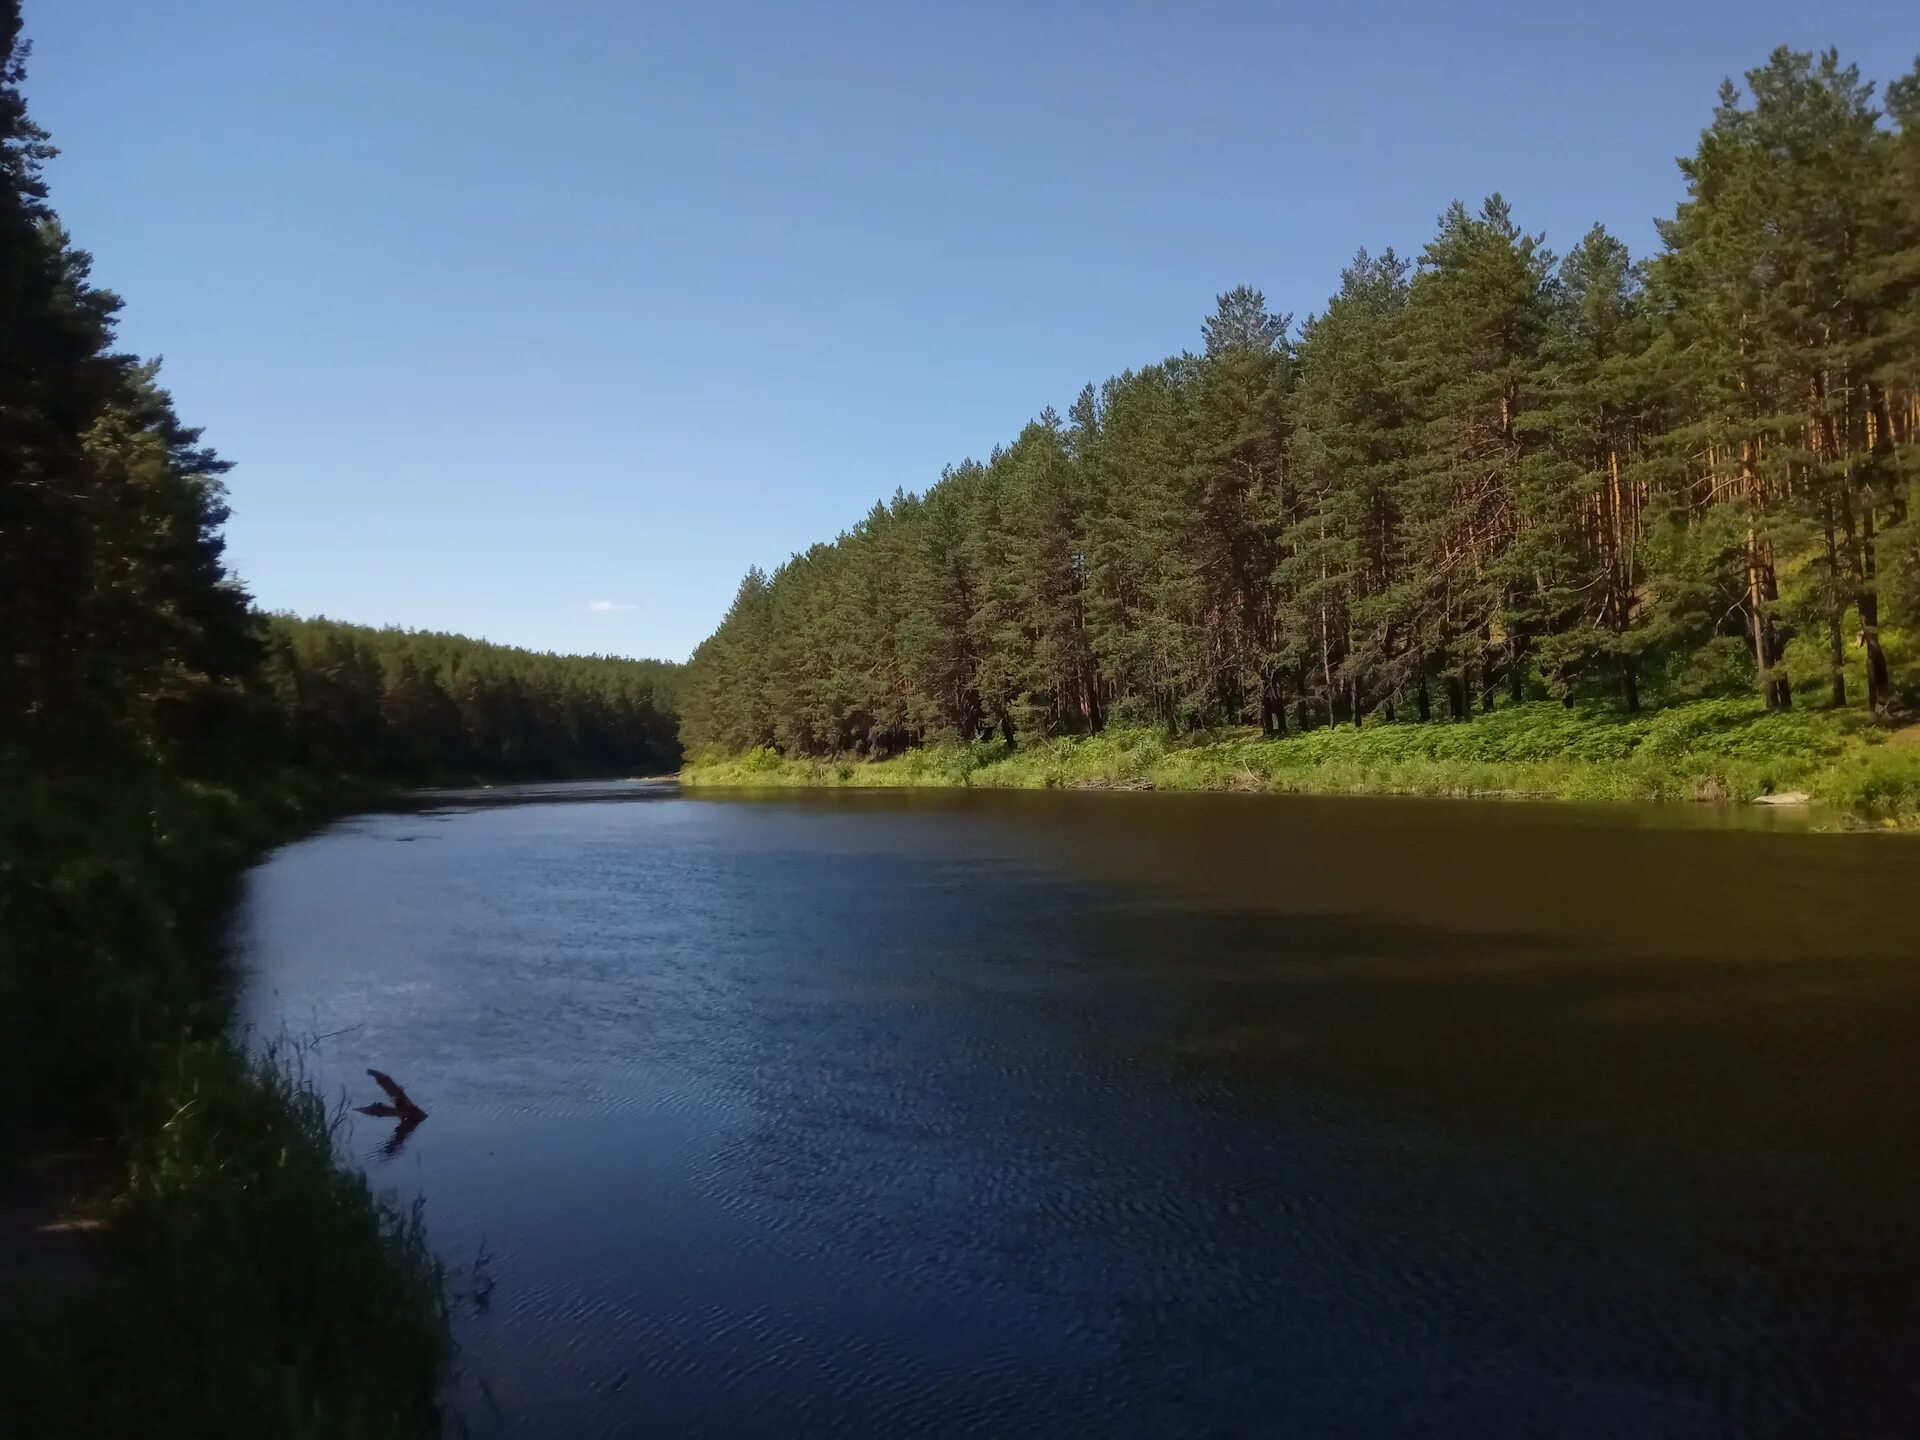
[356,1069,428,1157]
[356,1069,428,1122]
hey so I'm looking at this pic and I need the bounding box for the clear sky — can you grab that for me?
[22,2,1917,662]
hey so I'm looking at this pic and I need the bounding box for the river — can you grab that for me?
[230,782,1920,1436]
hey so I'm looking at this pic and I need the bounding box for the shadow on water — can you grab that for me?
[391,778,680,811]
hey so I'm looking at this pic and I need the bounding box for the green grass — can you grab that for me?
[1,765,384,1143]
[1,763,449,1439]
[681,698,1920,826]
[4,1043,449,1439]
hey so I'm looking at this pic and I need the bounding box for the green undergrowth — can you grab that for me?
[1,762,449,1438]
[4,1044,449,1438]
[682,698,1920,826]
[1,767,371,1143]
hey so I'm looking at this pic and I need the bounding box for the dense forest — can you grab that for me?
[265,617,682,779]
[685,48,1920,759]
[0,14,254,773]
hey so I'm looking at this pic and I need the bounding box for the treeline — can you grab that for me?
[265,617,682,779]
[0,12,680,785]
[0,29,681,785]
[685,49,1920,758]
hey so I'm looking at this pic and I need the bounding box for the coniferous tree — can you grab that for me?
[680,44,1920,760]
[1,8,255,761]
[1078,366,1204,728]
[1642,51,1908,710]
[1521,226,1654,708]
[1191,288,1294,729]
[1395,197,1556,717]
[265,617,683,778]
[900,475,984,742]
[1287,251,1413,721]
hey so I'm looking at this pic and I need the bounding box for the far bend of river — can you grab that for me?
[230,783,1920,1437]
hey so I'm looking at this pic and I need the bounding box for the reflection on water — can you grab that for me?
[231,786,1920,1436]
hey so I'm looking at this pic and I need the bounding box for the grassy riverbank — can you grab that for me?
[681,698,1920,825]
[0,766,449,1438]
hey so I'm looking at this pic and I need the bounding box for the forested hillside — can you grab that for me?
[265,617,682,779]
[685,48,1920,759]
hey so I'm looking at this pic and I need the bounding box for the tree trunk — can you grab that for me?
[1822,506,1847,709]
[1827,611,1847,709]
[1319,603,1335,730]
[1747,529,1790,711]
[1618,654,1640,714]
[1765,551,1791,710]
[1858,578,1890,712]
[1839,484,1891,711]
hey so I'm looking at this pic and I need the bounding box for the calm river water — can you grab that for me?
[231,783,1920,1436]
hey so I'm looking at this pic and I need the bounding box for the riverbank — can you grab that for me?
[681,699,1920,826]
[0,766,449,1438]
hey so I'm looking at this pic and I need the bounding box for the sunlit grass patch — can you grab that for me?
[681,700,1920,827]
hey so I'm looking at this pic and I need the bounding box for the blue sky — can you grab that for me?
[24,1,1916,662]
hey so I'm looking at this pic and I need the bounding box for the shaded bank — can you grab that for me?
[682,699,1920,826]
[0,769,450,1438]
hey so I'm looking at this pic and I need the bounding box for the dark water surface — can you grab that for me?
[231,784,1920,1437]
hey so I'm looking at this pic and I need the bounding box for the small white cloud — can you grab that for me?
[587,599,637,613]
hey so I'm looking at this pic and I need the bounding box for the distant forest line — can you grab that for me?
[264,617,683,781]
[1,68,684,789]
[683,47,1920,760]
